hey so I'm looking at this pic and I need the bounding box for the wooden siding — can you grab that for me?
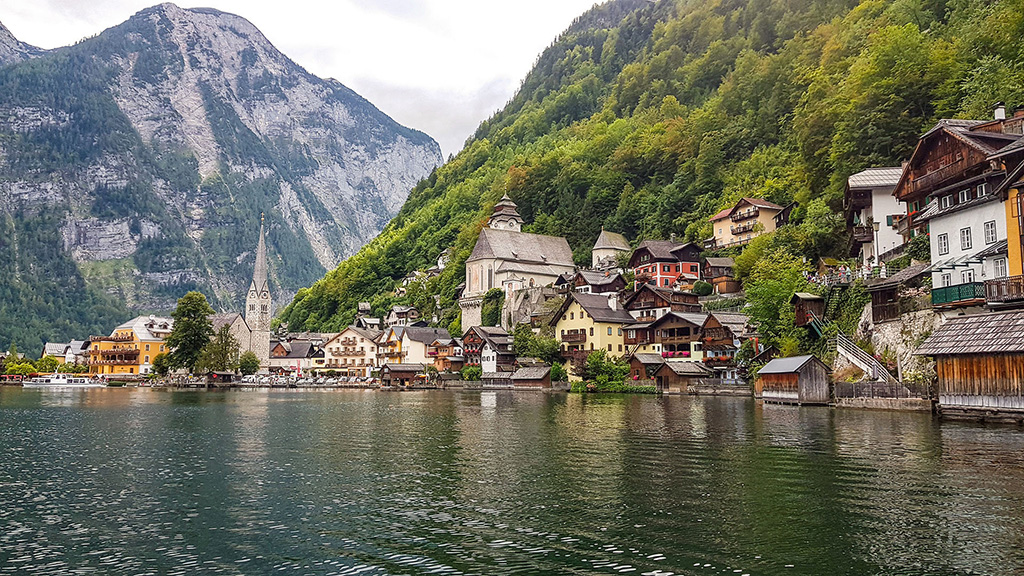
[759,362,831,405]
[937,353,1024,411]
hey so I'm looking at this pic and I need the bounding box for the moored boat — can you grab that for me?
[22,374,107,388]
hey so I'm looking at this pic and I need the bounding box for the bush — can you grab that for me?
[238,351,260,375]
[907,233,930,262]
[550,362,567,382]
[460,365,482,381]
[570,380,657,394]
[693,281,714,296]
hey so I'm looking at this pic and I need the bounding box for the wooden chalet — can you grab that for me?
[893,115,1024,241]
[653,361,712,394]
[629,353,665,380]
[648,311,708,359]
[916,310,1024,421]
[699,312,751,381]
[703,257,740,294]
[623,284,701,322]
[381,363,426,387]
[570,270,627,295]
[756,355,831,405]
[790,293,824,327]
[511,366,552,389]
[865,263,929,323]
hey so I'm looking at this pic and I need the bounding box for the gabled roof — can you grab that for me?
[576,270,624,287]
[916,311,1024,355]
[384,363,425,372]
[759,355,828,374]
[114,315,174,341]
[709,207,733,222]
[631,353,665,366]
[593,229,630,251]
[271,340,316,359]
[630,240,698,263]
[705,312,750,335]
[650,311,709,329]
[209,313,246,333]
[847,167,903,189]
[468,228,574,267]
[561,292,636,324]
[512,366,551,380]
[404,326,449,344]
[791,292,823,303]
[704,257,735,268]
[42,342,69,357]
[736,197,784,211]
[661,361,712,376]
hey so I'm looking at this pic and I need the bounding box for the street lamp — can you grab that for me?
[872,221,881,274]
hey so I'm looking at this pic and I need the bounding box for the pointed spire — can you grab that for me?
[251,216,268,292]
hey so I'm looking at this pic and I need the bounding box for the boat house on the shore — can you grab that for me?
[916,310,1024,421]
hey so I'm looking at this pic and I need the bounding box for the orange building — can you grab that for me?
[88,316,172,376]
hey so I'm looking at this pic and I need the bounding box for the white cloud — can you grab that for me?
[1,0,600,156]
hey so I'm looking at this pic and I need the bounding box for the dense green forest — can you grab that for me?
[280,0,1024,337]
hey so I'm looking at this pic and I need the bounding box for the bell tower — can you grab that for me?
[246,215,272,364]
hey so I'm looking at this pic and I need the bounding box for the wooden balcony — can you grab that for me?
[97,348,139,357]
[561,331,587,344]
[731,207,759,222]
[731,222,756,235]
[852,225,873,243]
[985,275,1024,305]
[932,281,985,307]
[91,333,133,343]
[909,159,965,196]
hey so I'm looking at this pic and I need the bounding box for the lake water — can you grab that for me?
[1,388,1023,576]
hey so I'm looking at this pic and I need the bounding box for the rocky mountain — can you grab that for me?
[0,3,441,352]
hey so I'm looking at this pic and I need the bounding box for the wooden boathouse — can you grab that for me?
[916,310,1024,421]
[757,355,831,405]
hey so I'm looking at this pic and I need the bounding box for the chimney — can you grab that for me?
[670,233,677,243]
[995,102,1006,121]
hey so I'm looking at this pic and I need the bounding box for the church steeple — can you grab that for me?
[246,215,272,333]
[488,193,524,231]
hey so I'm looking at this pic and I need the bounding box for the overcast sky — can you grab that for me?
[2,0,600,157]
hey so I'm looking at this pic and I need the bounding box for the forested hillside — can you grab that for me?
[280,0,1024,332]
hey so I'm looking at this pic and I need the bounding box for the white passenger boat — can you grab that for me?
[22,374,106,388]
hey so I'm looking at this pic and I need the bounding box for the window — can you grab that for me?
[617,328,622,336]
[663,279,670,286]
[962,269,975,284]
[977,183,988,197]
[675,264,680,272]
[144,356,149,363]
[940,195,952,209]
[941,273,951,287]
[960,227,972,250]
[570,312,574,320]
[607,327,613,336]
[958,189,970,203]
[618,344,623,352]
[145,344,150,351]
[937,234,949,255]
[607,344,612,352]
[589,327,594,336]
[984,220,997,245]
[995,258,1008,278]
[663,265,671,272]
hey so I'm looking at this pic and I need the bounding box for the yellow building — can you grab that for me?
[88,316,173,376]
[1007,184,1023,277]
[708,197,784,250]
[551,292,635,379]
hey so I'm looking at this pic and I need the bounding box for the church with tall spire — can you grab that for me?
[245,215,272,364]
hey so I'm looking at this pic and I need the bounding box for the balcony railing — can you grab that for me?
[909,158,965,196]
[562,331,587,344]
[985,275,1024,304]
[731,208,759,222]
[852,225,873,243]
[931,281,985,307]
[731,222,756,235]
[91,334,133,342]
[97,349,139,357]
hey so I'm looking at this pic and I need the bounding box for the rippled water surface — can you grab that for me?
[2,389,1024,575]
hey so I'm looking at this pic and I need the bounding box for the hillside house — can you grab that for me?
[699,312,751,382]
[462,326,514,372]
[986,142,1024,308]
[628,240,701,288]
[569,270,626,295]
[845,167,906,266]
[385,305,420,327]
[268,338,325,375]
[707,198,785,250]
[88,315,173,376]
[623,284,701,323]
[646,311,707,360]
[703,257,740,294]
[552,292,635,377]
[428,337,465,373]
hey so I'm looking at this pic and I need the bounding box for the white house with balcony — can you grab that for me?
[919,179,1009,308]
[845,167,906,266]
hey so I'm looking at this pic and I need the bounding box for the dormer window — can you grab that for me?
[958,189,970,203]
[940,195,952,209]
[977,183,988,197]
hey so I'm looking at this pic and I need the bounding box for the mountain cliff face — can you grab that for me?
[0,3,441,352]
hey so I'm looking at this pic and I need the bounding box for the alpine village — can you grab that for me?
[5,0,1024,426]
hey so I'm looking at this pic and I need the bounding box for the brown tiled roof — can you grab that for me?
[916,311,1024,356]
[663,361,712,376]
[709,208,733,222]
